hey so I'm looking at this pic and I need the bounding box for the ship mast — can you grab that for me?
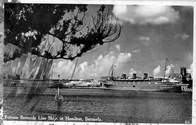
[109,64,115,80]
[111,64,114,78]
[163,58,168,79]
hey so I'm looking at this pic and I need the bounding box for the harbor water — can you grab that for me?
[3,88,192,123]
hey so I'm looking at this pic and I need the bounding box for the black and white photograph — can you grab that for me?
[2,0,194,124]
[0,1,3,124]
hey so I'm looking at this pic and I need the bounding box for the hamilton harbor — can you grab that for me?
[2,2,193,124]
[3,65,193,123]
[3,84,192,123]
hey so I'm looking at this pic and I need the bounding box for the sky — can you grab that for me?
[2,3,193,79]
[50,5,193,79]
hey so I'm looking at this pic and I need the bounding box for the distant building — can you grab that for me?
[180,67,192,88]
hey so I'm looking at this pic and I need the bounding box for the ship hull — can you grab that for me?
[3,79,185,97]
[102,86,182,92]
[102,80,182,92]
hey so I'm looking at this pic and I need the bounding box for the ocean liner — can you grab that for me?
[4,59,192,94]
[100,63,191,92]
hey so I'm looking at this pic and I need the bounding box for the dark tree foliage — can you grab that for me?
[4,4,121,62]
[69,5,121,59]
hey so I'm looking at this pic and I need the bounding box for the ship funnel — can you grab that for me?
[180,67,187,77]
[132,73,137,79]
[180,67,187,84]
[143,73,148,79]
[121,73,127,79]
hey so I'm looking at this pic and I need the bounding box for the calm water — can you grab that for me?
[4,88,192,123]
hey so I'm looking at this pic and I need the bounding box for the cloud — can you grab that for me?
[50,60,75,79]
[165,64,175,77]
[76,50,131,79]
[187,63,193,76]
[153,64,175,78]
[153,65,161,77]
[128,68,137,76]
[132,48,141,53]
[51,45,132,79]
[139,36,150,41]
[113,5,127,15]
[174,33,190,40]
[181,33,190,40]
[115,44,121,51]
[108,15,123,25]
[113,5,180,25]
[139,36,151,46]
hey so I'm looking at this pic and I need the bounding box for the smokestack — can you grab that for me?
[132,73,136,79]
[181,67,187,84]
[180,67,187,77]
[143,73,148,79]
[121,73,127,79]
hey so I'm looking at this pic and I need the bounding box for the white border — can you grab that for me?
[3,0,196,125]
[3,121,191,125]
[17,0,195,6]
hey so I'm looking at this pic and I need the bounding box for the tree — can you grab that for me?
[4,3,121,113]
[4,4,121,62]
